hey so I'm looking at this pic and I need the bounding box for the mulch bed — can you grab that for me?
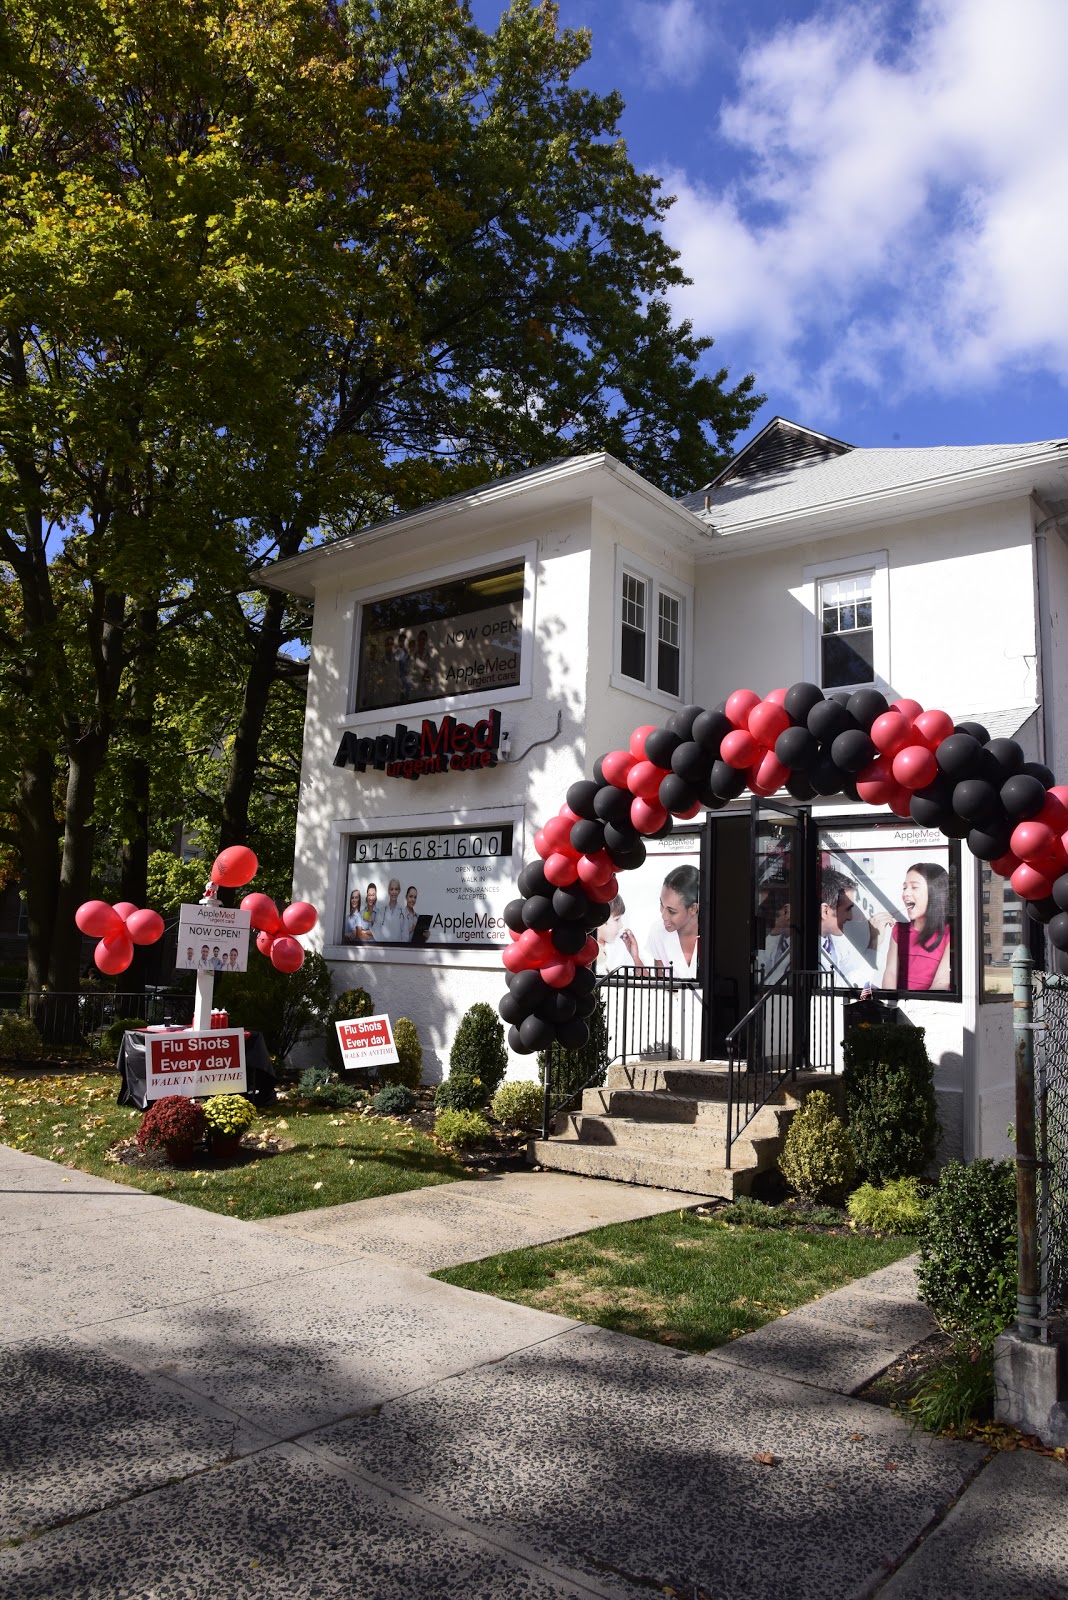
[106,1131,290,1170]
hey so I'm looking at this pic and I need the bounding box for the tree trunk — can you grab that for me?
[119,608,159,993]
[219,587,290,853]
[17,750,61,995]
[49,731,110,994]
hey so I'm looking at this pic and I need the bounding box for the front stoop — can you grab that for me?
[531,1063,834,1198]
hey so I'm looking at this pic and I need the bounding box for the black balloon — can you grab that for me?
[955,721,990,744]
[841,778,862,805]
[786,773,817,801]
[570,818,606,855]
[517,860,550,899]
[551,923,588,955]
[573,991,598,1017]
[1026,896,1058,925]
[967,823,1012,861]
[585,899,613,928]
[775,726,819,770]
[985,738,1025,779]
[1054,873,1068,914]
[519,1014,557,1052]
[830,728,876,774]
[521,895,557,931]
[605,838,647,871]
[536,989,577,1022]
[847,688,889,729]
[1049,912,1068,952]
[692,709,733,754]
[668,705,705,740]
[808,698,856,743]
[511,969,551,1006]
[592,757,606,785]
[810,751,845,796]
[709,760,747,799]
[553,886,594,922]
[643,727,681,768]
[659,773,699,814]
[695,783,728,810]
[936,733,982,781]
[910,793,951,829]
[557,1016,591,1050]
[593,784,634,825]
[940,813,971,839]
[1021,761,1055,789]
[671,741,712,784]
[570,965,598,995]
[1001,774,1048,820]
[498,992,527,1026]
[508,1025,527,1054]
[566,780,602,820]
[953,778,1002,826]
[603,820,640,853]
[503,898,527,932]
[783,682,825,724]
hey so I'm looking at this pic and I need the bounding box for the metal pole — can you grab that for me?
[1011,943,1042,1341]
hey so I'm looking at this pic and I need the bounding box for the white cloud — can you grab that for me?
[625,0,715,87]
[662,0,1068,413]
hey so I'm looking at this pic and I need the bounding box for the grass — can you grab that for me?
[434,1204,918,1353]
[0,1072,466,1220]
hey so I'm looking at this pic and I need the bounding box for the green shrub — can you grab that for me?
[99,1015,147,1061]
[435,1074,487,1112]
[842,1022,939,1182]
[0,1014,44,1061]
[297,1065,363,1108]
[434,1108,491,1148]
[380,1016,422,1090]
[373,1083,416,1116]
[537,996,609,1106]
[216,950,331,1061]
[202,1094,256,1137]
[847,1176,927,1234]
[324,987,375,1072]
[908,1333,997,1434]
[491,1079,544,1130]
[449,1002,508,1098]
[916,1158,1017,1337]
[779,1090,856,1204]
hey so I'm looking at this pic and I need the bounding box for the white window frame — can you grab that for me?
[610,548,692,708]
[797,550,890,694]
[343,541,537,727]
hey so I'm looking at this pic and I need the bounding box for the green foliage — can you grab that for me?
[449,1003,509,1098]
[146,854,209,919]
[381,1017,422,1090]
[716,1199,845,1230]
[98,1016,147,1061]
[0,1014,44,1061]
[324,988,375,1073]
[434,1109,491,1149]
[491,1079,544,1131]
[435,1074,488,1112]
[202,1094,256,1137]
[779,1090,856,1204]
[916,1159,1018,1337]
[296,1065,363,1109]
[847,1177,927,1234]
[908,1334,996,1435]
[842,1023,939,1181]
[373,1084,416,1116]
[537,997,610,1105]
[215,950,331,1062]
[137,1095,206,1153]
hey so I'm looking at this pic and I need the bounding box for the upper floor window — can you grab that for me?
[820,572,874,688]
[614,552,690,704]
[353,561,525,714]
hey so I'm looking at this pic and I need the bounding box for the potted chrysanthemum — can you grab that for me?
[202,1093,256,1158]
[137,1095,207,1165]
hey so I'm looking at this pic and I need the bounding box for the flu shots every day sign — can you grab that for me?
[145,1030,247,1098]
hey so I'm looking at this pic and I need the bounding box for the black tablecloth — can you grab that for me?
[116,1030,276,1109]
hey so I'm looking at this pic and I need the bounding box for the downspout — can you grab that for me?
[1033,507,1068,771]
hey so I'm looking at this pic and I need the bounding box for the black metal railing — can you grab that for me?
[724,969,841,1168]
[0,989,194,1065]
[598,968,702,1067]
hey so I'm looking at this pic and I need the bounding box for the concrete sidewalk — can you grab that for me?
[2,1145,1066,1599]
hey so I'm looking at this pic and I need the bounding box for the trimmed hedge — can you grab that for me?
[843,1022,939,1182]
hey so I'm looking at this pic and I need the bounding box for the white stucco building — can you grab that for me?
[263,418,1068,1160]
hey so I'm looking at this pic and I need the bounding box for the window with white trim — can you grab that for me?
[614,553,690,702]
[797,551,889,694]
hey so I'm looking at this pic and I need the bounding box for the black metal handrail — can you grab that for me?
[724,968,842,1168]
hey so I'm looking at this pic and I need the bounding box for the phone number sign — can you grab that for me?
[145,1030,247,1099]
[335,1014,400,1071]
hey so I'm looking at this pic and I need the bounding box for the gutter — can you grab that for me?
[1033,506,1068,768]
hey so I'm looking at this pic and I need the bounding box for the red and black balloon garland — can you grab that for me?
[499,682,1068,1054]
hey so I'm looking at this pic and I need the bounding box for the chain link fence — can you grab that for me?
[1034,973,1068,1319]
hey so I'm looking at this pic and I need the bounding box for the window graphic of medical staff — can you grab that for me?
[629,864,700,979]
[879,863,952,992]
[818,866,885,989]
[376,878,411,943]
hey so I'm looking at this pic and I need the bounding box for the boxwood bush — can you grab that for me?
[435,1074,487,1112]
[381,1016,422,1090]
[491,1079,544,1131]
[842,1022,939,1182]
[434,1108,490,1149]
[916,1158,1017,1337]
[373,1083,415,1116]
[779,1090,855,1204]
[448,1003,508,1099]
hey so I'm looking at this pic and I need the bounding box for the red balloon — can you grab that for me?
[270,935,305,973]
[113,901,138,922]
[1011,863,1053,901]
[242,892,280,933]
[557,805,580,828]
[892,744,938,790]
[629,724,657,759]
[725,689,761,729]
[856,757,896,805]
[282,901,317,935]
[125,908,165,946]
[256,929,276,957]
[870,711,912,757]
[518,929,555,966]
[544,852,579,886]
[721,728,761,769]
[912,709,954,750]
[748,701,790,745]
[76,899,123,938]
[675,801,702,819]
[888,785,914,818]
[891,698,923,724]
[502,941,529,972]
[1011,821,1055,864]
[587,874,620,904]
[94,932,133,974]
[533,828,551,859]
[541,957,576,989]
[766,687,789,706]
[541,815,573,853]
[601,749,636,788]
[631,797,668,834]
[626,760,666,800]
[507,924,521,941]
[575,935,600,967]
[751,750,788,794]
[990,851,1020,879]
[1038,791,1068,833]
[212,846,258,888]
[576,851,614,887]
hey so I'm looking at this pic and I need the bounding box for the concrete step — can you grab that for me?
[529,1137,756,1199]
[577,1088,794,1141]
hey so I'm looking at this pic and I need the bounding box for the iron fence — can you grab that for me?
[598,969,702,1066]
[1034,972,1068,1319]
[724,969,840,1167]
[0,988,194,1065]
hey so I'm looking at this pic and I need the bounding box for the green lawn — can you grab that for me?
[0,1072,465,1220]
[434,1206,918,1353]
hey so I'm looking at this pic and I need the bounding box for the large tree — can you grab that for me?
[1,0,761,992]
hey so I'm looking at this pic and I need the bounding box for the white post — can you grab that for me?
[193,968,214,1031]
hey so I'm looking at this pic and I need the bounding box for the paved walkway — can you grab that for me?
[2,1145,1066,1599]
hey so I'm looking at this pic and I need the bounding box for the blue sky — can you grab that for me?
[473,0,1068,450]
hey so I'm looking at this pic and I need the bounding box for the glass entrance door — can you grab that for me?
[751,799,808,995]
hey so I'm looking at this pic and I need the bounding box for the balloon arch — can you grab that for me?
[500,683,1068,1054]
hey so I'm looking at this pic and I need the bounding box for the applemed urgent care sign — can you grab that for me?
[334,709,501,782]
[145,1030,247,1099]
[335,1014,400,1071]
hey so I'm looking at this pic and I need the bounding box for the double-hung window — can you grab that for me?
[798,551,889,694]
[613,553,690,703]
